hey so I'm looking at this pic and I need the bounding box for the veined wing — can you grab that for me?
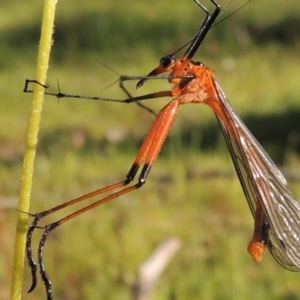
[213,80,300,271]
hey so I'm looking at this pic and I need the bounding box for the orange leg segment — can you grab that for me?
[26,98,180,296]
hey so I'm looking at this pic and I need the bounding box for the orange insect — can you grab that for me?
[25,1,300,299]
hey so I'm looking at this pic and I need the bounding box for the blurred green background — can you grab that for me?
[1,0,300,299]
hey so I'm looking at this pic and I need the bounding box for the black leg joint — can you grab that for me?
[126,163,140,183]
[139,164,152,185]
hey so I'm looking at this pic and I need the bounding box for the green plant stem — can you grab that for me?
[10,1,58,299]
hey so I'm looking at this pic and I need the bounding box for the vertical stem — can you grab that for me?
[10,0,58,299]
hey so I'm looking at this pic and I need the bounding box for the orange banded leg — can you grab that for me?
[26,99,180,299]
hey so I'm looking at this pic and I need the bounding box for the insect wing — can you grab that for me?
[213,81,300,271]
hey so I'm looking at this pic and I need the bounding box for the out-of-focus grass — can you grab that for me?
[1,0,300,299]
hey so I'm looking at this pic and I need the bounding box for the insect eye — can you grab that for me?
[160,55,176,68]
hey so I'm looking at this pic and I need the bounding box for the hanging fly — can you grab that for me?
[24,1,300,299]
